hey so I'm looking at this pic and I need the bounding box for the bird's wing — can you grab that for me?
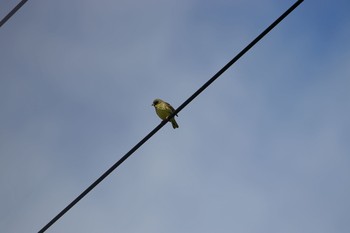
[165,102,178,116]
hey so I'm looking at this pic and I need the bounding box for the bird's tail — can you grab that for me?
[171,119,179,129]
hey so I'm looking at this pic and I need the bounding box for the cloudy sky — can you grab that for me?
[1,0,349,232]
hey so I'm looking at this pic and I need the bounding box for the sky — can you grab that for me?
[1,0,349,232]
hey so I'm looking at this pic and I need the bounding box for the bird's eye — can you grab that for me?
[153,100,158,105]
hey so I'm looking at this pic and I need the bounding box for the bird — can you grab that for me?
[152,98,179,129]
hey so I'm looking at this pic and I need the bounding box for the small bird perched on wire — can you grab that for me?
[152,98,179,129]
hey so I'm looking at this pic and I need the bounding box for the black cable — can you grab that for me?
[0,0,28,28]
[38,1,303,232]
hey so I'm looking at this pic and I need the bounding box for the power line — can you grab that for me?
[0,0,28,28]
[38,1,304,232]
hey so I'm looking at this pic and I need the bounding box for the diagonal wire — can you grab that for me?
[0,0,28,28]
[38,1,303,232]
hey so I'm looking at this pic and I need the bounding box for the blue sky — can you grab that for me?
[1,0,349,232]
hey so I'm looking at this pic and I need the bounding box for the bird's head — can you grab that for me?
[152,99,162,106]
